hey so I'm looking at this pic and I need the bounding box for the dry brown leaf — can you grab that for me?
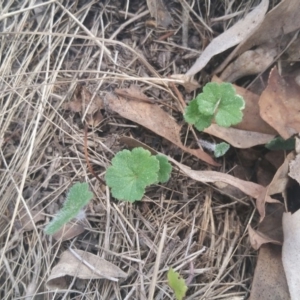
[282,210,300,299]
[220,45,278,82]
[249,226,281,250]
[214,181,248,201]
[186,0,269,76]
[266,152,294,197]
[248,204,284,250]
[259,67,300,139]
[52,222,85,241]
[204,124,275,149]
[46,249,127,290]
[256,152,295,220]
[168,156,273,210]
[106,86,218,166]
[249,244,290,300]
[65,85,104,127]
[216,0,300,74]
[146,0,172,28]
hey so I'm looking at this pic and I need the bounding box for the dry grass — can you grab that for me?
[0,0,275,299]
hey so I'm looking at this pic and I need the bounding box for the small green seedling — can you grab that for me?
[105,147,172,202]
[198,139,230,158]
[167,268,188,300]
[265,136,295,151]
[184,82,245,131]
[44,182,93,235]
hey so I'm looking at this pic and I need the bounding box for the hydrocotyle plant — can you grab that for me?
[184,82,245,131]
[105,147,172,202]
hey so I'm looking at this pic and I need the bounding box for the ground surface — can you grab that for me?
[0,1,280,299]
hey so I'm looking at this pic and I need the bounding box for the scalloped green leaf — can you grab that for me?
[213,83,245,127]
[184,98,201,125]
[184,98,213,131]
[156,155,172,183]
[167,268,188,300]
[184,82,245,131]
[196,82,222,116]
[105,148,159,202]
[214,142,230,157]
[44,182,93,235]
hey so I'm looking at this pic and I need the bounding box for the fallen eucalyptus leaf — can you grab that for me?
[168,156,274,218]
[46,249,127,290]
[186,0,269,76]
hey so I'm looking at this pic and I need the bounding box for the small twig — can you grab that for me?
[148,225,167,300]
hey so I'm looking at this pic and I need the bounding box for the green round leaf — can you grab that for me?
[105,148,159,202]
[197,82,222,116]
[214,83,245,127]
[214,142,230,158]
[156,155,172,183]
[184,98,213,131]
[184,98,200,125]
[194,114,213,131]
[184,82,245,131]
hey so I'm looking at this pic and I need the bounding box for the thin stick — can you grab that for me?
[148,225,167,300]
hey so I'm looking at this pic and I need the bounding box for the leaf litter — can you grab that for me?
[106,85,219,166]
[46,249,127,290]
[2,1,300,299]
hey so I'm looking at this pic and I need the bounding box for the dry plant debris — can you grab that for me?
[217,0,300,75]
[186,0,269,76]
[259,67,300,139]
[1,0,300,299]
[46,249,127,289]
[106,85,218,166]
[146,0,172,28]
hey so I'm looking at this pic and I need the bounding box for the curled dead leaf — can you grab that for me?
[216,0,300,74]
[259,67,300,139]
[204,124,275,149]
[248,203,284,250]
[220,45,278,82]
[186,0,269,76]
[168,156,273,216]
[46,249,127,290]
